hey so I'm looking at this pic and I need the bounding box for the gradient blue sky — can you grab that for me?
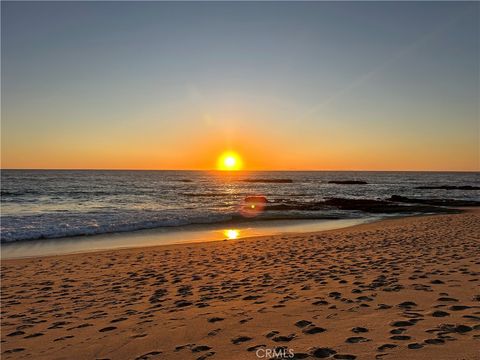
[2,1,479,170]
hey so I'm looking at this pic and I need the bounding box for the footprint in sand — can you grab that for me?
[24,332,44,338]
[207,328,221,336]
[196,352,215,360]
[110,317,128,323]
[390,320,415,327]
[3,348,25,354]
[431,310,450,317]
[134,351,162,360]
[377,344,397,352]
[310,347,336,358]
[191,345,212,353]
[390,335,411,341]
[454,325,473,333]
[424,338,445,345]
[333,355,357,359]
[174,344,192,352]
[207,317,224,323]
[266,331,279,338]
[312,300,329,306]
[303,325,326,335]
[247,344,266,352]
[351,327,368,333]
[437,297,458,302]
[272,333,296,342]
[6,330,25,337]
[345,336,370,343]
[295,320,312,328]
[98,326,116,332]
[53,335,74,342]
[449,305,471,311]
[231,336,252,344]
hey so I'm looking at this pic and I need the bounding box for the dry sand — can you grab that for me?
[1,210,480,360]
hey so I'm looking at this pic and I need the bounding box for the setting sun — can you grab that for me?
[217,151,243,171]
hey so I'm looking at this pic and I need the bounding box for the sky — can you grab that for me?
[1,1,479,171]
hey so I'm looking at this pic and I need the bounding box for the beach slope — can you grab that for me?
[2,210,480,360]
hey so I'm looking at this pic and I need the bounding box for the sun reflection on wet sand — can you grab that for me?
[224,229,240,239]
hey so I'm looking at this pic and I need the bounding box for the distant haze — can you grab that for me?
[1,1,478,171]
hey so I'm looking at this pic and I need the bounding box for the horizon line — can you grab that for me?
[1,168,479,173]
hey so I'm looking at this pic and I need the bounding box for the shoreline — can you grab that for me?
[3,207,473,261]
[1,216,380,260]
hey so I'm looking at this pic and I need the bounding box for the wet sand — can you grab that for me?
[1,209,479,360]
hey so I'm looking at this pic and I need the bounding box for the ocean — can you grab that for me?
[1,170,479,245]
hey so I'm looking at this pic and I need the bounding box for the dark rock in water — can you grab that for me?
[264,201,328,212]
[416,185,480,190]
[241,196,269,216]
[244,196,268,203]
[324,198,452,214]
[242,179,293,183]
[388,195,480,207]
[328,180,367,185]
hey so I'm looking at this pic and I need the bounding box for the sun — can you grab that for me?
[217,151,243,171]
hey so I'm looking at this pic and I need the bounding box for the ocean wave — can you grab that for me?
[180,192,240,197]
[1,190,41,197]
[0,209,348,243]
[242,178,294,183]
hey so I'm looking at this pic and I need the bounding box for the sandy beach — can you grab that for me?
[1,210,479,360]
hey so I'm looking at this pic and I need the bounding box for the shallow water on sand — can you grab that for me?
[1,218,374,259]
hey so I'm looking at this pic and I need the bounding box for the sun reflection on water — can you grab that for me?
[224,229,240,239]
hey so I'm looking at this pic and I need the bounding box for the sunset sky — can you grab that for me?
[2,1,479,171]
